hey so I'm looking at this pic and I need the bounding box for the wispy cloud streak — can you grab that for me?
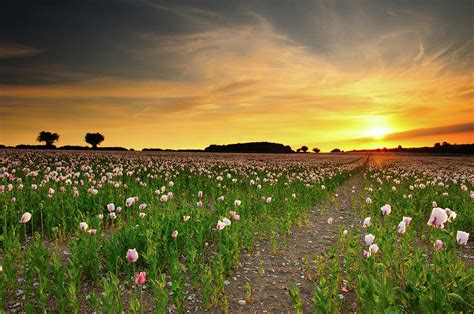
[384,123,474,141]
[0,43,44,59]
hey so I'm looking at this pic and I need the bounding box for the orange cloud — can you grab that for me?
[384,123,474,141]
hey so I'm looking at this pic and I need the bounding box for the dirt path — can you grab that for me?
[215,167,366,313]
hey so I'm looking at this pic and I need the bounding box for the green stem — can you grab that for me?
[133,264,136,289]
[31,211,35,237]
[139,286,143,314]
[40,206,44,237]
[3,205,7,237]
[174,238,178,257]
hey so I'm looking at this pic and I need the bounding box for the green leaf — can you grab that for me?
[448,293,473,309]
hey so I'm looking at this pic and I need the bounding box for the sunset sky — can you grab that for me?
[0,0,472,151]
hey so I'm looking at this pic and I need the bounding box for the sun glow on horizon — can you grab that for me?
[361,115,394,141]
[366,127,390,139]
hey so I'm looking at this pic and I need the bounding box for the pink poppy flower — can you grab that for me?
[397,221,406,234]
[125,197,135,207]
[126,249,139,263]
[427,207,448,229]
[434,239,443,251]
[369,243,379,254]
[402,216,412,226]
[364,234,375,246]
[381,204,391,216]
[135,271,146,285]
[217,220,226,230]
[79,222,88,231]
[20,212,32,224]
[363,217,371,228]
[107,203,115,212]
[457,231,469,245]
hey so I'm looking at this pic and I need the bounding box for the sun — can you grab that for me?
[366,127,389,139]
[361,115,393,140]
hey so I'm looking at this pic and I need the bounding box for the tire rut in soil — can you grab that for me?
[212,167,366,313]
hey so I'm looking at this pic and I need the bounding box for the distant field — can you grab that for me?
[0,150,472,312]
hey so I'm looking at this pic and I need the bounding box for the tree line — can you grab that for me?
[4,132,333,153]
[349,142,474,155]
[204,142,294,154]
[36,131,105,148]
[6,131,470,154]
[204,143,330,154]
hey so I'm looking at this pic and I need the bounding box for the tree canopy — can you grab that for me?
[37,131,60,147]
[297,145,309,153]
[85,133,105,148]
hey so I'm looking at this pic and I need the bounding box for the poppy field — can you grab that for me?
[314,155,473,313]
[0,150,472,312]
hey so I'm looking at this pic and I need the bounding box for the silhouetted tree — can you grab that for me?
[37,131,60,147]
[331,148,341,153]
[312,147,321,153]
[85,132,105,149]
[434,142,441,148]
[301,146,308,153]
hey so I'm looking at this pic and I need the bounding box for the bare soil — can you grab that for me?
[195,170,365,313]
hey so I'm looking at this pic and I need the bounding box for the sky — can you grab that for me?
[0,0,473,151]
